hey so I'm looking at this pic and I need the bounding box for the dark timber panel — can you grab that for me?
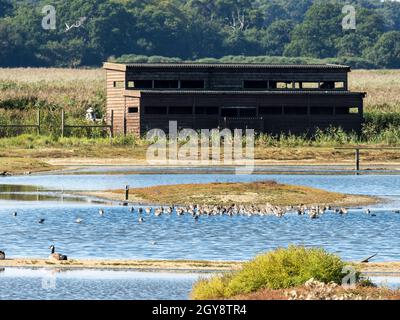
[104,63,364,136]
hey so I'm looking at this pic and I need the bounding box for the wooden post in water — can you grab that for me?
[355,148,360,174]
[61,109,65,138]
[125,185,130,201]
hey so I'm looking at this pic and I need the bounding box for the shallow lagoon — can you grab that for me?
[0,268,203,300]
[0,172,400,261]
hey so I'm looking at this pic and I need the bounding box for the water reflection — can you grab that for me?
[0,268,204,300]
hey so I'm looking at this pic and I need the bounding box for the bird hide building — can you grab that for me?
[103,62,365,136]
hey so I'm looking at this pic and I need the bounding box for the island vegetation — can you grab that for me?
[91,180,376,208]
[190,246,400,300]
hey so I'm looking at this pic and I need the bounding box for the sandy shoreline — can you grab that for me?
[1,259,399,274]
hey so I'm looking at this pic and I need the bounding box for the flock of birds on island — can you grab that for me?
[1,205,399,263]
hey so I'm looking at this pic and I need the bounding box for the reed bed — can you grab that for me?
[0,68,399,140]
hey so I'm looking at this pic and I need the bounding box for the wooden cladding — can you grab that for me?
[104,63,364,136]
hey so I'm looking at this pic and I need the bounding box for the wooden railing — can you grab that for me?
[61,109,114,138]
[335,147,400,173]
[0,109,41,135]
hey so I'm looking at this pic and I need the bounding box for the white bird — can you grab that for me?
[99,209,105,216]
[75,218,83,224]
[139,217,144,223]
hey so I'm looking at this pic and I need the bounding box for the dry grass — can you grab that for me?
[109,181,375,207]
[0,157,56,174]
[0,68,399,114]
[0,68,105,115]
[0,258,241,271]
[350,70,400,113]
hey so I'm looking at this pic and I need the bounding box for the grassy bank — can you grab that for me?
[104,181,375,207]
[0,134,400,164]
[1,258,398,273]
[0,157,56,175]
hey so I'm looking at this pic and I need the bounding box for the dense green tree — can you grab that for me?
[284,2,343,58]
[262,20,295,56]
[0,0,12,17]
[366,31,400,68]
[0,0,398,67]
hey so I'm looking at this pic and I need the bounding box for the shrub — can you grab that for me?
[191,246,348,300]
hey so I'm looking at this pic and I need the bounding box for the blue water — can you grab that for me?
[0,203,399,261]
[1,173,400,196]
[0,268,202,300]
[1,173,400,261]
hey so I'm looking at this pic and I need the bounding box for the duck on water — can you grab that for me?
[49,245,67,261]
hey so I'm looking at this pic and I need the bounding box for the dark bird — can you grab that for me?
[0,251,5,260]
[361,253,378,263]
[38,219,45,224]
[13,212,17,217]
[49,245,67,261]
[130,207,134,213]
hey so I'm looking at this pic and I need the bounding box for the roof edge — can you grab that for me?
[103,62,350,70]
[103,62,127,71]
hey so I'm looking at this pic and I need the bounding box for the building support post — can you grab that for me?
[110,110,114,138]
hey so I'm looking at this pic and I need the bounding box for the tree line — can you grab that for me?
[0,0,399,68]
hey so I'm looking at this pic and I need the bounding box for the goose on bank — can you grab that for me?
[49,245,68,261]
[0,251,5,260]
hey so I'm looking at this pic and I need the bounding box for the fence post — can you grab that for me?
[355,148,360,174]
[37,109,41,135]
[110,110,114,138]
[61,109,65,138]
